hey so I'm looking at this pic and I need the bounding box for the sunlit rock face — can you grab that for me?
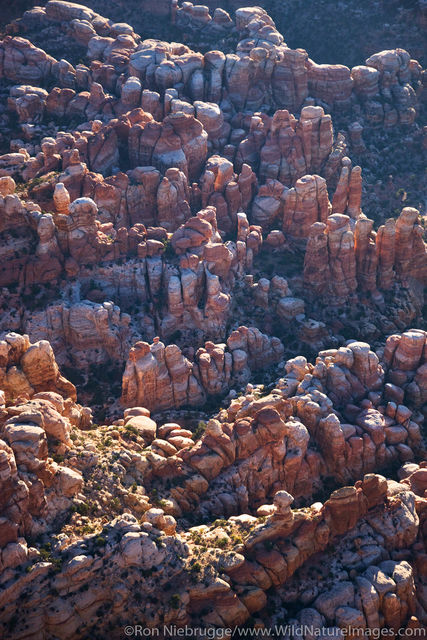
[0,1,425,638]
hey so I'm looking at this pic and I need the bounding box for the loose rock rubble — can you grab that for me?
[0,1,426,638]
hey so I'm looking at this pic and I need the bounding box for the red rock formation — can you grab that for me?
[2,1,421,129]
[306,60,353,110]
[282,174,330,240]
[376,218,396,290]
[0,3,425,636]
[0,36,56,84]
[382,329,427,409]
[0,332,77,403]
[303,221,329,294]
[135,332,424,517]
[0,331,90,549]
[199,156,257,233]
[24,300,132,368]
[0,469,422,637]
[354,217,377,292]
[304,208,426,300]
[237,106,334,184]
[395,207,427,284]
[325,214,357,300]
[121,326,284,412]
[352,49,419,126]
[331,158,362,219]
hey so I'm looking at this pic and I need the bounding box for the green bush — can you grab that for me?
[192,420,207,441]
[169,594,180,609]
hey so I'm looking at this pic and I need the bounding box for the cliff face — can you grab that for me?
[0,1,426,638]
